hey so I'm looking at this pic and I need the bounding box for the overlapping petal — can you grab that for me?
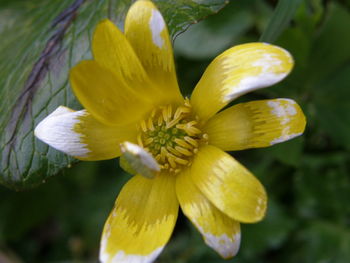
[70,60,152,126]
[125,0,183,105]
[176,170,241,258]
[92,19,161,102]
[100,174,178,263]
[191,43,294,122]
[203,99,306,151]
[189,145,267,223]
[34,106,137,160]
[120,142,160,179]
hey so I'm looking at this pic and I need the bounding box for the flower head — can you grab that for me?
[35,0,306,262]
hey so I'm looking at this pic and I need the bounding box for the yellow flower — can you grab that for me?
[34,0,306,262]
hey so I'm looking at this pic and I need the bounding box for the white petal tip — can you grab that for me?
[203,232,241,259]
[34,107,89,157]
[100,247,164,263]
[120,142,160,178]
[149,9,165,48]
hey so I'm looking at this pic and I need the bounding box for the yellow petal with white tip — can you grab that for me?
[176,170,241,259]
[190,145,267,223]
[70,60,151,126]
[191,43,294,122]
[125,0,183,105]
[100,174,178,263]
[203,99,306,151]
[120,142,160,178]
[34,106,137,160]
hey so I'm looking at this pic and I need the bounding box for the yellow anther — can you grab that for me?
[167,156,177,169]
[160,147,168,162]
[174,138,192,149]
[165,151,178,160]
[144,137,153,146]
[175,157,188,165]
[157,115,163,126]
[184,136,198,147]
[150,108,156,118]
[174,106,190,119]
[175,123,186,130]
[140,120,148,132]
[202,133,209,140]
[147,118,155,131]
[167,105,172,120]
[184,98,191,108]
[162,107,168,122]
[188,120,198,126]
[175,146,193,156]
[176,123,201,136]
[160,163,169,169]
[155,154,161,161]
[165,117,180,129]
[188,127,202,135]
[166,146,182,157]
[137,134,143,147]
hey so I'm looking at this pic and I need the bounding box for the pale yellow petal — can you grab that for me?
[34,106,137,160]
[204,99,306,151]
[120,142,160,179]
[176,170,241,259]
[100,173,178,263]
[125,0,183,105]
[92,19,160,102]
[70,60,152,126]
[190,145,267,223]
[191,43,294,122]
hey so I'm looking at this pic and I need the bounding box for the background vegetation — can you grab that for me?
[1,0,350,262]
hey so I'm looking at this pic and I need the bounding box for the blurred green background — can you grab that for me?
[1,0,350,262]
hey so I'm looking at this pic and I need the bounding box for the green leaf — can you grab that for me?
[0,0,228,190]
[307,2,350,85]
[264,137,304,167]
[241,199,296,259]
[289,221,350,263]
[260,0,303,43]
[174,0,255,59]
[295,152,350,220]
[313,64,350,150]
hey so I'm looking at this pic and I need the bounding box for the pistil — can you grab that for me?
[138,99,208,173]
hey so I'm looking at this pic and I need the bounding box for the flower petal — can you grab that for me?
[70,60,151,126]
[176,170,241,259]
[100,173,179,263]
[190,145,267,223]
[120,142,160,179]
[125,0,183,105]
[34,106,137,160]
[203,99,306,151]
[92,19,160,99]
[191,43,294,122]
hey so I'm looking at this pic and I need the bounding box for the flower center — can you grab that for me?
[137,99,208,174]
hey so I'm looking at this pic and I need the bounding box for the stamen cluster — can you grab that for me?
[137,99,208,173]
